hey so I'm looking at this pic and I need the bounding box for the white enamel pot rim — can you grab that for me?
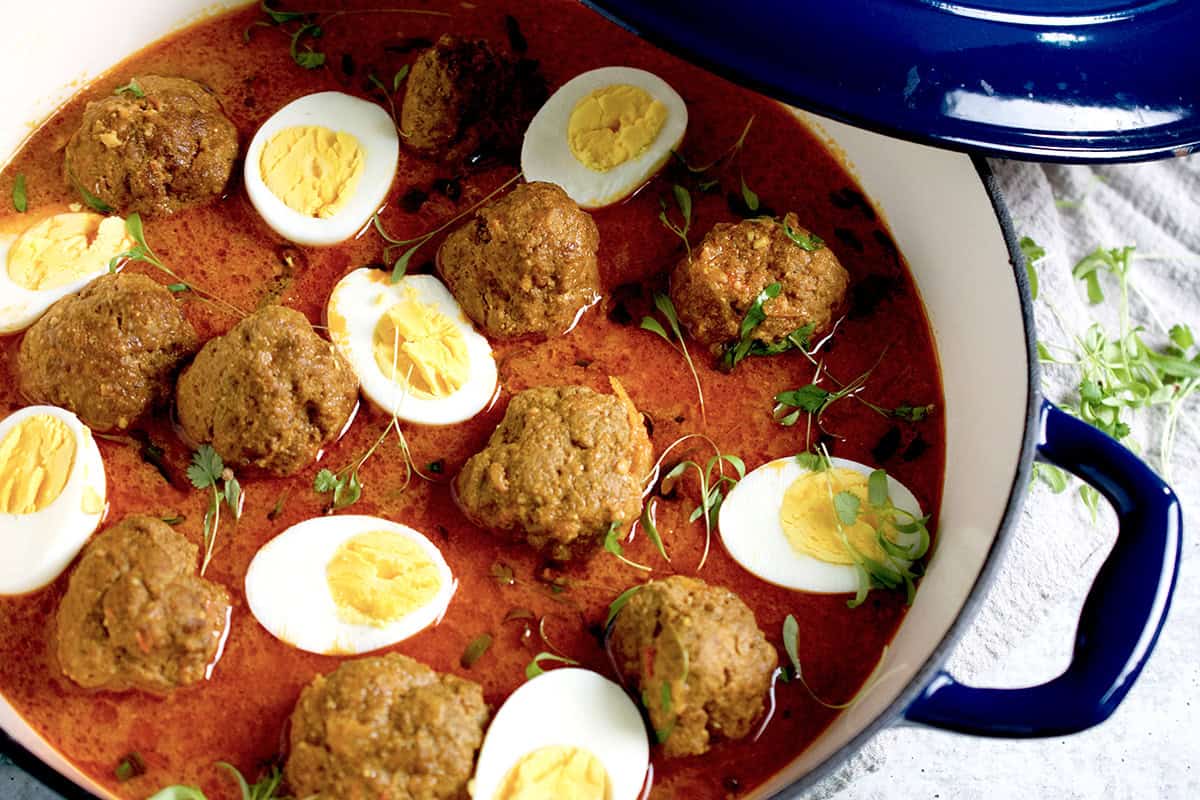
[0,2,1181,799]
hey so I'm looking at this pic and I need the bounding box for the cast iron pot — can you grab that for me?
[0,1,1182,797]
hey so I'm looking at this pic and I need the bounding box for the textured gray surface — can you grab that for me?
[1,159,1195,799]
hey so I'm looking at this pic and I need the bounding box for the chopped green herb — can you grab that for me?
[114,753,145,782]
[12,173,27,213]
[188,446,242,575]
[113,78,145,98]
[461,633,493,668]
[268,492,288,521]
[161,515,186,526]
[524,651,579,680]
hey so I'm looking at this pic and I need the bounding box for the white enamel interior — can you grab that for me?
[0,2,1029,799]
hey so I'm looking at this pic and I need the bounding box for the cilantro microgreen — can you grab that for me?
[833,491,860,526]
[188,446,242,576]
[649,434,745,571]
[657,184,692,254]
[12,173,27,213]
[781,220,824,251]
[1019,235,1045,300]
[147,787,207,800]
[740,173,759,212]
[524,651,579,680]
[260,0,307,24]
[605,585,643,630]
[781,613,802,680]
[640,498,669,562]
[393,64,411,92]
[113,78,145,98]
[677,115,755,174]
[641,292,705,421]
[149,761,289,800]
[374,173,522,283]
[71,174,113,213]
[460,633,493,669]
[114,753,145,782]
[720,282,781,369]
[603,521,651,572]
[794,451,826,472]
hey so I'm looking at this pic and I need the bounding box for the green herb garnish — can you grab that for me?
[161,515,186,526]
[490,561,516,586]
[374,173,522,283]
[113,78,145,98]
[114,752,145,782]
[605,585,643,629]
[147,787,207,800]
[461,633,493,668]
[721,282,781,369]
[649,434,745,571]
[640,498,669,562]
[657,184,692,254]
[217,762,288,800]
[740,173,759,212]
[641,292,705,421]
[781,219,824,251]
[392,64,410,92]
[12,173,27,213]
[187,445,242,576]
[71,174,113,213]
[1019,235,1045,300]
[524,651,579,680]
[603,521,651,572]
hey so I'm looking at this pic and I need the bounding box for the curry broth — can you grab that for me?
[0,1,944,797]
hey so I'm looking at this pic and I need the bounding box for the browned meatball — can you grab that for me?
[55,516,230,693]
[17,272,198,431]
[400,35,523,161]
[670,213,849,354]
[437,182,601,339]
[64,75,238,217]
[456,381,652,560]
[286,653,488,800]
[176,305,358,477]
[609,576,777,757]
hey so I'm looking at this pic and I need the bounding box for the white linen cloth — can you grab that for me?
[3,159,1198,800]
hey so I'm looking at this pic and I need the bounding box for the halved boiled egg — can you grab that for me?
[521,67,687,209]
[471,668,649,800]
[719,457,923,593]
[0,406,106,595]
[0,211,134,334]
[245,515,455,655]
[244,92,399,246]
[326,269,498,425]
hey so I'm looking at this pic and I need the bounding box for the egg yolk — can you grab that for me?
[372,295,470,399]
[6,213,133,291]
[780,468,893,564]
[260,126,364,219]
[326,531,442,627]
[0,415,76,514]
[494,745,612,800]
[568,84,667,172]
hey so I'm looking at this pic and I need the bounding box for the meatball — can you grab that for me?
[17,272,198,431]
[609,576,777,757]
[55,516,230,693]
[286,652,488,800]
[670,212,849,354]
[399,35,518,160]
[64,75,238,217]
[455,381,652,560]
[176,305,358,477]
[437,182,601,339]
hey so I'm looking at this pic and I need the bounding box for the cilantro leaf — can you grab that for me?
[833,491,860,527]
[187,445,223,490]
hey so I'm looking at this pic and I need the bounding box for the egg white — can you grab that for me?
[0,406,107,595]
[326,269,498,425]
[0,213,120,335]
[718,457,923,594]
[521,67,688,209]
[471,668,650,800]
[244,515,455,655]
[244,92,399,246]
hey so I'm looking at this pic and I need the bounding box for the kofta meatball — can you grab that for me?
[670,212,849,354]
[609,576,777,758]
[17,272,198,432]
[176,305,358,477]
[437,182,601,339]
[286,652,488,800]
[456,382,652,560]
[55,516,230,693]
[64,75,238,217]
[400,35,517,160]
[66,75,237,217]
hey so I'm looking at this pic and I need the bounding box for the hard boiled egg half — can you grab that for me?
[719,457,924,593]
[245,515,455,655]
[245,92,399,246]
[0,210,135,334]
[326,269,498,425]
[471,668,650,800]
[522,67,687,208]
[0,406,106,595]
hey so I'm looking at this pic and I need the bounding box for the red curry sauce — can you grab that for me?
[0,1,944,797]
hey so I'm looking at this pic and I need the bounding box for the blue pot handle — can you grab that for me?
[904,400,1182,736]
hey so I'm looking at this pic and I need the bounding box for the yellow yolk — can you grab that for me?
[260,126,364,218]
[326,531,442,627]
[568,84,667,172]
[780,468,892,564]
[494,746,612,800]
[6,213,133,291]
[372,295,470,399]
[0,415,77,514]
